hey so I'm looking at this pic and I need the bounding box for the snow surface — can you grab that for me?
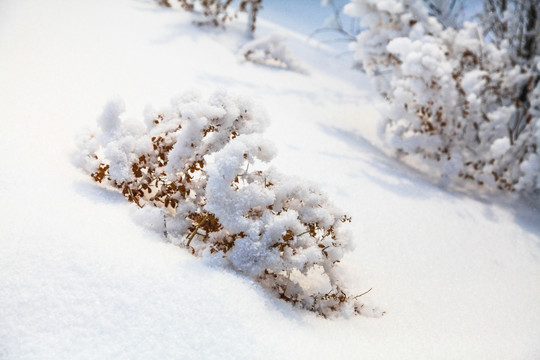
[1,0,539,359]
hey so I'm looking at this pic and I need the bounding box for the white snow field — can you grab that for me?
[1,0,539,359]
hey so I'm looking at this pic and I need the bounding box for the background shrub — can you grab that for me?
[160,0,263,37]
[345,0,540,194]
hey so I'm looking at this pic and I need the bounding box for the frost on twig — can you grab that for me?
[76,90,378,318]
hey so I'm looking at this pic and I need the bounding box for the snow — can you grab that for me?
[1,0,539,359]
[491,137,512,157]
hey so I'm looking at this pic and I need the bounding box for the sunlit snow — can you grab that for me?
[0,0,539,359]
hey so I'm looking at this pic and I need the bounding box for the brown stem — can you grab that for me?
[354,288,373,299]
[186,214,209,247]
[128,187,144,208]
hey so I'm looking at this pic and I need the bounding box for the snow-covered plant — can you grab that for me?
[345,0,540,194]
[158,0,262,36]
[240,34,308,74]
[178,0,235,27]
[77,90,372,317]
[344,0,440,78]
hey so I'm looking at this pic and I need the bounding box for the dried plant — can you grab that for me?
[240,34,308,74]
[77,90,378,317]
[159,0,263,36]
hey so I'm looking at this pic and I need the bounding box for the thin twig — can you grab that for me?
[354,287,373,299]
[128,187,144,208]
[186,214,209,247]
[163,213,168,239]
